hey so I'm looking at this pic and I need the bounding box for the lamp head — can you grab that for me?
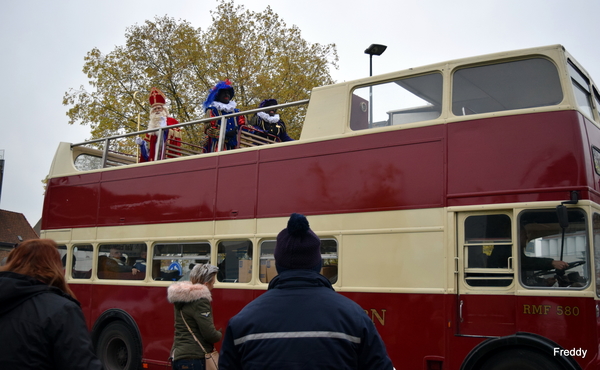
[365,44,387,56]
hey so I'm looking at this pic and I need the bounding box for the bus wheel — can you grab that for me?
[97,321,141,370]
[479,349,561,370]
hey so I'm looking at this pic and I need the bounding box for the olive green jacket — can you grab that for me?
[167,281,222,360]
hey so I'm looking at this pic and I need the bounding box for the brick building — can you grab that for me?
[0,209,38,262]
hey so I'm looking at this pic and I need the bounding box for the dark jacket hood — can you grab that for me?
[0,271,78,316]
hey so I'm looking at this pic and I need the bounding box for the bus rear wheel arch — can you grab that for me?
[96,321,142,370]
[460,332,581,370]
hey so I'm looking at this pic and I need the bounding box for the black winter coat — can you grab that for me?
[0,271,103,370]
[219,269,394,369]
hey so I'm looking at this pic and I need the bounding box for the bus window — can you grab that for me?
[568,61,593,119]
[594,213,600,297]
[350,73,442,130]
[463,214,513,287]
[593,147,600,175]
[321,239,338,284]
[72,244,93,279]
[97,243,146,280]
[259,240,277,284]
[74,153,103,171]
[58,244,67,268]
[519,209,589,289]
[594,86,600,121]
[452,58,562,116]
[217,240,252,283]
[152,242,210,281]
[258,238,338,284]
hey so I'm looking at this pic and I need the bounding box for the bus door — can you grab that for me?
[456,212,517,336]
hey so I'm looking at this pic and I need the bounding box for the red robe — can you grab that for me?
[139,117,181,162]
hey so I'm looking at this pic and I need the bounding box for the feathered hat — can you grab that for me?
[203,79,235,109]
[149,87,167,107]
[274,213,321,271]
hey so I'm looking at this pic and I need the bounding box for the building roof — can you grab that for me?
[0,209,38,246]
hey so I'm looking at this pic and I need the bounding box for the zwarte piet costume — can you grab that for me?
[250,99,294,142]
[203,80,246,152]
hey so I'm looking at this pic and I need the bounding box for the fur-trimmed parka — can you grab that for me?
[167,281,222,361]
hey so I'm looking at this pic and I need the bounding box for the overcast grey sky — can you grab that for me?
[2,0,600,226]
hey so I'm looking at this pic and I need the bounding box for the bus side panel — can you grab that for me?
[257,125,446,218]
[447,111,588,206]
[43,173,101,229]
[70,282,94,330]
[89,284,174,363]
[215,151,260,220]
[98,168,218,225]
[339,291,448,369]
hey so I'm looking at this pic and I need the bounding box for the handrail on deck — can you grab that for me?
[71,99,309,168]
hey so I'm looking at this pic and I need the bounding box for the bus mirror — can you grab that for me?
[556,205,569,229]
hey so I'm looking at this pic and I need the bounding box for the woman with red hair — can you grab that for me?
[0,239,103,370]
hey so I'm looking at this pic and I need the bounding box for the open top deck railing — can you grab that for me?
[71,99,309,169]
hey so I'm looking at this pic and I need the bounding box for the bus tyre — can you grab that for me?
[479,349,562,370]
[97,321,142,370]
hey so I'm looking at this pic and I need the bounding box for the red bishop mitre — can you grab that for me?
[149,87,167,107]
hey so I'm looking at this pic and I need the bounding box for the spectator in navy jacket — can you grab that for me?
[219,213,394,369]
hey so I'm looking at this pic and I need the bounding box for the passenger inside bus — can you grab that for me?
[133,250,147,272]
[62,253,91,279]
[150,259,181,281]
[97,248,142,280]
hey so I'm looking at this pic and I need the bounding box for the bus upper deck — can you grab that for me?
[44,44,600,230]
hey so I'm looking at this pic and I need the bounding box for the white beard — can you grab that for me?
[148,110,168,134]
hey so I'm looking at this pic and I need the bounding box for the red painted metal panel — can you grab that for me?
[43,180,99,229]
[340,291,449,369]
[215,162,258,220]
[97,168,217,225]
[458,294,516,336]
[256,137,446,218]
[447,111,589,206]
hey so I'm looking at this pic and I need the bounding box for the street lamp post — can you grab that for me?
[364,44,387,127]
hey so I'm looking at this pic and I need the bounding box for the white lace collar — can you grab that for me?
[257,111,280,123]
[210,100,237,113]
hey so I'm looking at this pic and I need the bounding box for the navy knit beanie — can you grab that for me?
[275,213,321,271]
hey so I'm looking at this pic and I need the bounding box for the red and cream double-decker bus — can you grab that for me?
[42,44,600,369]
